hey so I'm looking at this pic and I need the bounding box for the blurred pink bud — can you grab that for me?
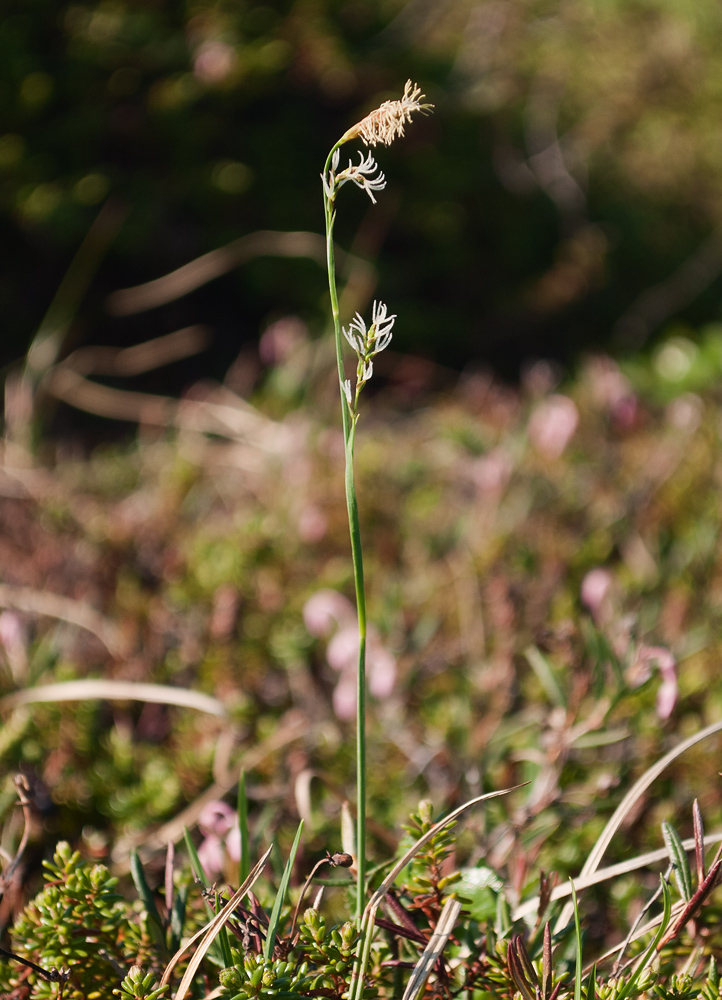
[225,825,241,862]
[327,627,397,718]
[327,626,358,672]
[298,505,327,543]
[197,835,225,875]
[193,40,237,84]
[666,393,702,432]
[586,357,638,429]
[259,317,308,366]
[198,800,236,837]
[333,671,357,721]
[523,359,560,397]
[656,674,678,721]
[303,590,355,638]
[529,394,579,460]
[304,590,396,719]
[611,395,638,430]
[471,447,513,495]
[367,639,397,698]
[197,801,241,874]
[580,568,614,624]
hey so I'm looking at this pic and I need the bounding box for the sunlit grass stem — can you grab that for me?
[323,140,368,925]
[321,81,432,939]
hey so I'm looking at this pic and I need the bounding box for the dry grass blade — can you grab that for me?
[160,844,272,997]
[47,366,178,426]
[693,799,705,885]
[514,831,722,921]
[0,679,229,719]
[0,583,125,657]
[62,327,210,377]
[26,199,126,378]
[45,366,287,452]
[555,720,722,930]
[401,896,462,1000]
[107,230,340,314]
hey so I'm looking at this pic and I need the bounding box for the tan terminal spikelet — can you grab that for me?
[339,80,433,147]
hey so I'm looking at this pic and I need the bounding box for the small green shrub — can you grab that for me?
[0,842,159,1000]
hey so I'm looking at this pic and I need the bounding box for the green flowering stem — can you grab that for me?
[321,80,431,949]
[323,139,368,926]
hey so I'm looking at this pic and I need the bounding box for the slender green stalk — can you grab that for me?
[322,142,368,923]
[572,881,583,1000]
[320,80,432,965]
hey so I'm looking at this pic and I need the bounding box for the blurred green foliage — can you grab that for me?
[6,0,722,380]
[3,346,722,947]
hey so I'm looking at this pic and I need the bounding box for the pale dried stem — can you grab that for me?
[0,679,229,719]
[107,231,363,314]
[0,583,125,657]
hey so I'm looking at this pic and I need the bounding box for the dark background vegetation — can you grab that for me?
[4,0,722,392]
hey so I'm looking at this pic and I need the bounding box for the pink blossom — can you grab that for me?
[324,625,397,720]
[197,801,241,875]
[259,317,308,366]
[367,641,397,698]
[303,589,397,720]
[529,394,579,460]
[225,825,241,862]
[586,356,638,429]
[298,505,327,543]
[327,625,358,671]
[471,447,513,495]
[332,671,357,721]
[193,41,237,84]
[581,568,614,625]
[666,393,702,432]
[197,833,226,875]
[523,360,559,397]
[303,590,355,638]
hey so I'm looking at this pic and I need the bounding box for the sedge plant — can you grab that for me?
[320,79,433,926]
